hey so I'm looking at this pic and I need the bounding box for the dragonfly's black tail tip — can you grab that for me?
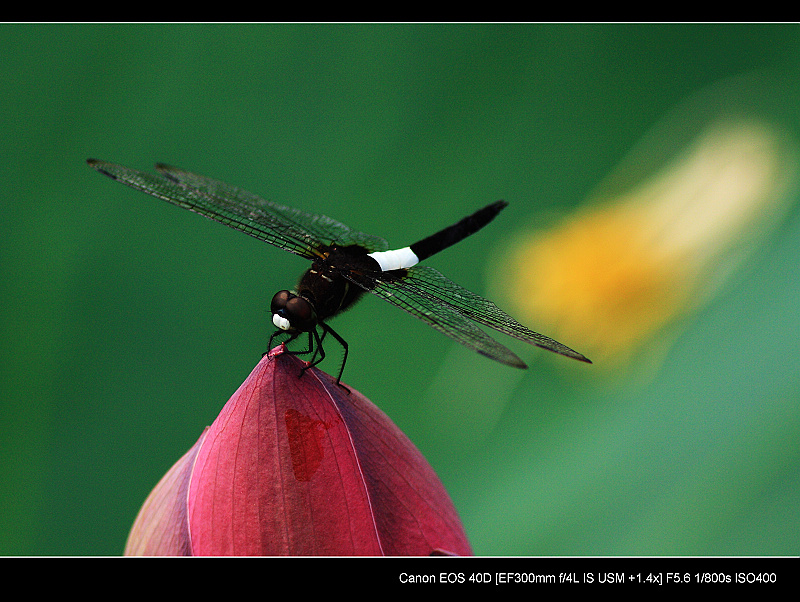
[485,200,508,216]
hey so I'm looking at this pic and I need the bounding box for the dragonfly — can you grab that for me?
[87,159,591,384]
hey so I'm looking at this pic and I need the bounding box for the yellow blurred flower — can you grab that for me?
[502,116,798,371]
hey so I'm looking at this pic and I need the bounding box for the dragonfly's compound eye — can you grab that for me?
[270,290,317,332]
[271,290,293,314]
[284,296,316,332]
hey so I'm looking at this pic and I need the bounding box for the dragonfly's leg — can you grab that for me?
[276,325,349,392]
[302,328,326,370]
[318,323,349,389]
[266,329,295,356]
[308,326,330,365]
[268,328,298,348]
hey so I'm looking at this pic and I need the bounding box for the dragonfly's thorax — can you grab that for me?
[294,245,379,322]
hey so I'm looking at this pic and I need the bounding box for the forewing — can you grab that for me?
[87,160,389,258]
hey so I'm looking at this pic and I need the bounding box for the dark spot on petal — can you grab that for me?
[285,409,330,482]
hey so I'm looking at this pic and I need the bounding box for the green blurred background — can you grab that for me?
[2,23,799,556]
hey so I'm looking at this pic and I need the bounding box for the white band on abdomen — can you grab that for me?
[368,247,420,272]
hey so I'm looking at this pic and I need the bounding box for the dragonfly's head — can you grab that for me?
[271,290,317,333]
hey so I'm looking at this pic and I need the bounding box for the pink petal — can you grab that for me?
[124,428,208,556]
[186,347,471,556]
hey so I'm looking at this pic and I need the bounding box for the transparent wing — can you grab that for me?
[365,271,528,368]
[87,160,389,258]
[367,266,591,365]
